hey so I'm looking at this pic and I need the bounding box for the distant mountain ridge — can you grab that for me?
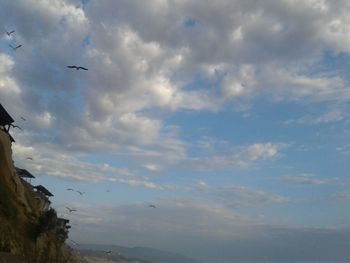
[77,243,199,263]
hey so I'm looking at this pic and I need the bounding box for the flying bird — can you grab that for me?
[103,250,112,254]
[6,30,15,36]
[69,239,79,246]
[26,157,33,160]
[10,124,22,130]
[67,65,88,71]
[65,207,77,213]
[20,117,26,121]
[76,190,85,195]
[148,204,157,208]
[9,44,22,50]
[66,188,74,191]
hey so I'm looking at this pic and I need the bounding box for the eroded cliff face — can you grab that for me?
[0,130,72,262]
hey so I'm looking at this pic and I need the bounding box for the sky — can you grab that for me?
[1,0,350,262]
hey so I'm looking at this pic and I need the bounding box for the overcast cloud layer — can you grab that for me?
[1,0,350,261]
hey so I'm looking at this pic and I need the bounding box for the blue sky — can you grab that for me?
[1,0,350,261]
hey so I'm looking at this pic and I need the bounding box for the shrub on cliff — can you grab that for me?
[0,181,17,219]
[34,208,57,239]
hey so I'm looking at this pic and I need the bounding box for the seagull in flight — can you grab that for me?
[69,239,79,246]
[103,250,112,254]
[67,65,88,71]
[76,190,85,195]
[20,117,26,121]
[65,207,77,213]
[66,188,74,191]
[26,157,33,161]
[6,30,15,36]
[10,124,22,130]
[9,44,22,51]
[148,204,157,208]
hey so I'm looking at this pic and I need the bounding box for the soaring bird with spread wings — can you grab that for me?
[6,30,15,36]
[9,44,22,50]
[148,204,157,208]
[10,124,22,130]
[66,207,77,213]
[67,65,88,71]
[69,239,79,246]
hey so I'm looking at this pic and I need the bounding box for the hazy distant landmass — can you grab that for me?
[76,244,199,263]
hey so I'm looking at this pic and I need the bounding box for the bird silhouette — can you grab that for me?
[9,44,22,50]
[65,207,77,213]
[66,188,74,191]
[76,190,85,195]
[69,239,79,246]
[10,124,22,130]
[104,250,112,254]
[6,30,15,36]
[26,157,33,161]
[148,204,157,208]
[67,65,88,71]
[20,117,26,121]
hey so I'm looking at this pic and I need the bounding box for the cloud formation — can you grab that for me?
[65,200,350,262]
[1,1,349,261]
[285,107,347,125]
[1,0,350,161]
[283,173,338,185]
[12,142,166,190]
[188,142,285,170]
[195,181,288,208]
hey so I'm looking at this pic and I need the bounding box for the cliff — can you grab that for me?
[0,130,73,262]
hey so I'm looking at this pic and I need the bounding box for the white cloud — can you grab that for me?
[1,0,350,162]
[0,53,21,100]
[0,2,349,260]
[336,144,350,155]
[220,65,350,104]
[117,113,161,145]
[286,108,346,125]
[283,173,338,185]
[194,180,209,190]
[189,142,285,170]
[0,1,347,221]
[243,143,280,161]
[12,142,166,190]
[34,111,54,128]
[143,163,162,172]
[264,69,349,102]
[0,53,15,73]
[63,199,350,262]
[195,182,288,208]
[67,199,254,239]
[3,1,350,261]
[222,64,256,99]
